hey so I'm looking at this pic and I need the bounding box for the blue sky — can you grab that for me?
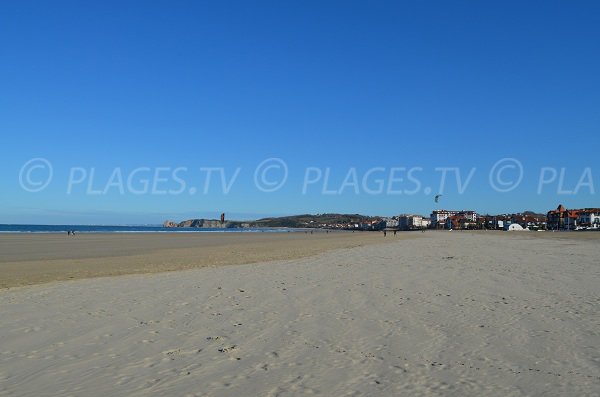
[1,1,599,224]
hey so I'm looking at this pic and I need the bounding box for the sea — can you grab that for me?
[0,225,293,234]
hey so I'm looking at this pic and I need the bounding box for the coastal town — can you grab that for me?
[385,205,600,231]
[353,205,600,231]
[163,204,600,232]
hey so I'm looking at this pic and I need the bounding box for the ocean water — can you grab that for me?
[0,224,293,233]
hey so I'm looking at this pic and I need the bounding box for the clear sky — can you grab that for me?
[1,1,599,224]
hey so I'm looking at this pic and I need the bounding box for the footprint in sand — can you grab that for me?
[218,345,237,353]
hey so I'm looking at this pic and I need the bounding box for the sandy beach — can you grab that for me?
[0,231,393,289]
[1,231,599,396]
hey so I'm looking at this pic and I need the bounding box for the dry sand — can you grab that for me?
[1,231,599,396]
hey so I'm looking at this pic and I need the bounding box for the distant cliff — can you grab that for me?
[164,213,382,230]
[251,213,380,228]
[163,219,238,229]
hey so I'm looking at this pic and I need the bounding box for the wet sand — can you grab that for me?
[0,231,396,289]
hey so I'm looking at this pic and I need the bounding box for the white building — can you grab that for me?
[577,209,600,229]
[430,210,456,225]
[430,210,477,226]
[398,214,429,230]
[385,217,399,228]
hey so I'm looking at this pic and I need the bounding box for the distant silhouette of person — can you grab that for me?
[67,231,71,236]
[393,230,397,236]
[383,230,387,237]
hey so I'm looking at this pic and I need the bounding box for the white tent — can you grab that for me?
[507,223,525,231]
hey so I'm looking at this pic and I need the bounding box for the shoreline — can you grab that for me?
[0,231,403,289]
[2,230,597,290]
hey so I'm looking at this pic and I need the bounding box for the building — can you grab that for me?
[430,210,477,228]
[546,204,600,230]
[446,214,476,230]
[478,215,506,230]
[431,210,456,226]
[398,214,429,230]
[384,217,399,229]
[478,213,546,230]
[577,209,600,229]
[509,214,547,230]
[397,215,411,230]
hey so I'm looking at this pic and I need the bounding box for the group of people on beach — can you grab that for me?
[66,230,76,236]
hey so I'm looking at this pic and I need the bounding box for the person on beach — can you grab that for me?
[383,230,387,237]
